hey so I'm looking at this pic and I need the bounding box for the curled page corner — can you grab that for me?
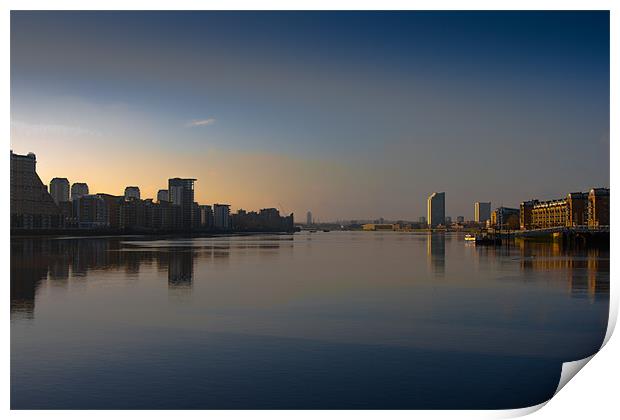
[499,355,597,419]
[498,401,548,418]
[554,355,595,396]
[602,293,618,348]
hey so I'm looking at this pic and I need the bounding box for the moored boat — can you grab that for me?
[464,233,501,245]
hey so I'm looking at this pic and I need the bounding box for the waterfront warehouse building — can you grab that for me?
[588,188,610,227]
[427,192,445,228]
[520,189,606,230]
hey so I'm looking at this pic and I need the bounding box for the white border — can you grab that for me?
[2,2,617,419]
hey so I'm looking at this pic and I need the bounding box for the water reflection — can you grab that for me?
[10,233,610,409]
[517,240,609,301]
[10,235,609,320]
[10,237,293,319]
[426,233,445,276]
[168,249,195,289]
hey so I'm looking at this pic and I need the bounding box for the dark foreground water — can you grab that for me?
[11,232,609,409]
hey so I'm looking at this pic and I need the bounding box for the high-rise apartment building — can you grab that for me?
[474,202,491,223]
[157,189,169,203]
[306,211,313,225]
[50,178,70,204]
[199,205,214,229]
[213,203,231,230]
[124,186,141,200]
[10,151,62,229]
[427,192,445,228]
[71,183,89,201]
[168,178,196,229]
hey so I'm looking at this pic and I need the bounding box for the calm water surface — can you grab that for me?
[11,232,609,409]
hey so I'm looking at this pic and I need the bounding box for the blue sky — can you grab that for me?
[11,11,609,220]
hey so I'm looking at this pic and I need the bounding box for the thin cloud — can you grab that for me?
[11,120,103,137]
[187,118,216,127]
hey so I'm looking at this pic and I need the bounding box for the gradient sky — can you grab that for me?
[11,11,609,221]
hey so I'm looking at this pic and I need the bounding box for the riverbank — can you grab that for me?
[10,228,297,240]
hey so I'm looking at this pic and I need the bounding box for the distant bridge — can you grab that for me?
[518,225,609,236]
[515,226,609,246]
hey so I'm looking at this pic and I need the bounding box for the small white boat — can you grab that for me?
[464,234,477,242]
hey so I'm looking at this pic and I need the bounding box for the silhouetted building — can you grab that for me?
[214,204,231,230]
[98,193,124,228]
[75,194,108,228]
[427,192,445,228]
[199,205,214,229]
[50,177,70,204]
[147,199,175,230]
[306,210,313,225]
[474,202,491,223]
[120,198,147,229]
[10,151,63,229]
[57,201,74,224]
[157,189,169,203]
[168,178,196,229]
[457,216,464,223]
[124,186,141,200]
[232,208,294,232]
[191,202,201,229]
[71,182,89,201]
[49,178,73,223]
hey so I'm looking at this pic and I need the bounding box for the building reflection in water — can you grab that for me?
[13,235,606,320]
[168,249,195,289]
[518,240,609,301]
[426,233,445,277]
[11,240,49,318]
[10,237,290,318]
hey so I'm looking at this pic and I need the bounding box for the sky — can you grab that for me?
[10,11,609,221]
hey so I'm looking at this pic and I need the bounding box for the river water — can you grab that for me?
[11,232,609,409]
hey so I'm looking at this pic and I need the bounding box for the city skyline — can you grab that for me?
[12,147,609,224]
[11,11,609,220]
